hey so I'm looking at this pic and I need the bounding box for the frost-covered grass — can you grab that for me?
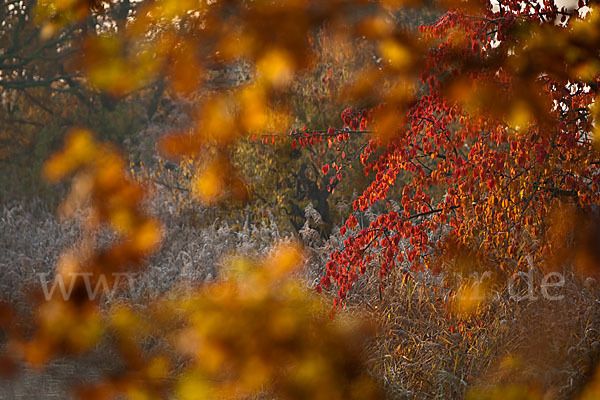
[2,196,600,399]
[0,196,297,398]
[1,200,82,305]
[0,196,295,307]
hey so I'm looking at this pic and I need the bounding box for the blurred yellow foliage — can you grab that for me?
[155,243,381,400]
[23,0,600,398]
[19,128,385,399]
[43,129,96,182]
[257,48,295,87]
[379,39,412,71]
[451,279,489,317]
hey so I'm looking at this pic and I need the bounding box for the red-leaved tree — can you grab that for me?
[309,1,600,310]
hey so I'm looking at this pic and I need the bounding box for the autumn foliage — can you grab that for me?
[309,3,600,308]
[4,0,600,398]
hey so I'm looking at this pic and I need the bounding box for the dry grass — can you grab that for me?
[0,199,293,399]
[0,197,290,306]
[340,267,600,399]
[2,199,600,399]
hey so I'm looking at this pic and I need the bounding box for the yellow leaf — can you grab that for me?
[379,39,412,71]
[257,48,294,87]
[177,373,212,400]
[132,219,163,254]
[42,129,95,182]
[193,161,224,204]
[507,101,531,133]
